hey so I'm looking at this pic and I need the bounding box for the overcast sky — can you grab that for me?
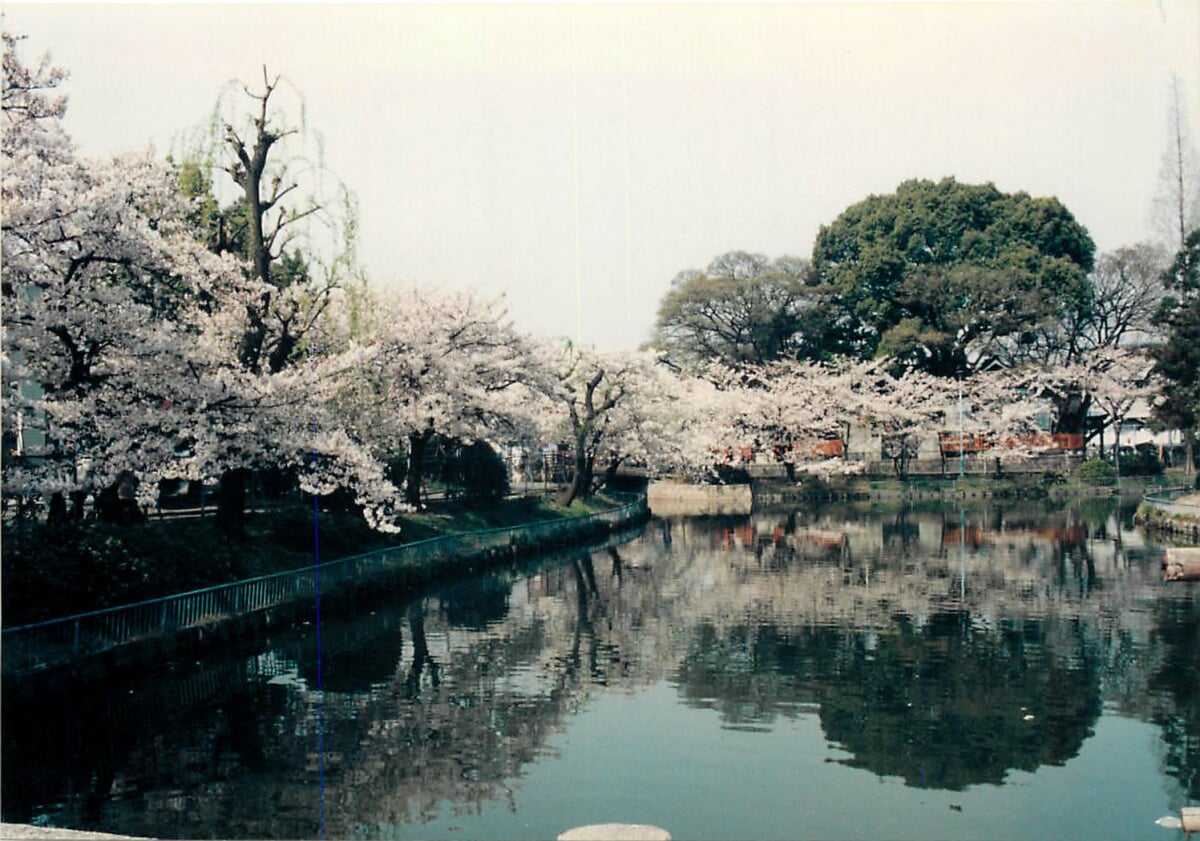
[5,2,1200,350]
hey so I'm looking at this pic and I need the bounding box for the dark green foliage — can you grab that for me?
[459,440,510,505]
[651,251,833,369]
[2,520,238,626]
[1119,444,1164,477]
[1153,229,1200,440]
[812,178,1096,375]
[1162,226,1200,295]
[1076,459,1116,485]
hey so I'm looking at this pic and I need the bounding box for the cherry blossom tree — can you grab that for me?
[998,349,1159,472]
[1077,347,1160,477]
[337,286,533,509]
[3,33,240,515]
[176,66,374,524]
[3,35,402,532]
[575,352,687,489]
[528,342,661,506]
[705,360,848,479]
[641,370,747,482]
[941,367,1050,472]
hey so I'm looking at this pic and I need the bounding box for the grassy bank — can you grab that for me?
[1,493,616,629]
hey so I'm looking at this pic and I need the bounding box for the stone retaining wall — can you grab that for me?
[647,482,753,516]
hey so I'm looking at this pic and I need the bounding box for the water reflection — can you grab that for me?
[3,499,1198,839]
[678,613,1101,789]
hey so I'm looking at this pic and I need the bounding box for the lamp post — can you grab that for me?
[958,385,965,479]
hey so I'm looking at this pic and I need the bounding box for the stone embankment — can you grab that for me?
[1136,490,1200,545]
[647,481,752,516]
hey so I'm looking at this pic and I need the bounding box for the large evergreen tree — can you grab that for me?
[811,178,1096,376]
[1153,228,1200,476]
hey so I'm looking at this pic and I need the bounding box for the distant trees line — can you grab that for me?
[3,32,1198,550]
[650,180,1200,477]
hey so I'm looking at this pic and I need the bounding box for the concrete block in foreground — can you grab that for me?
[1163,547,1200,581]
[0,825,149,840]
[1182,806,1200,832]
[558,823,672,840]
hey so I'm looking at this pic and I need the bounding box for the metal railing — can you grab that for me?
[1142,486,1200,519]
[2,493,648,677]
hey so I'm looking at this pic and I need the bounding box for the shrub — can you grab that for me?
[1040,470,1067,486]
[1076,459,1116,485]
[1118,444,1164,476]
[460,440,510,504]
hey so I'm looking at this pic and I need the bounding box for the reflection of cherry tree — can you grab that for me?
[7,503,1196,836]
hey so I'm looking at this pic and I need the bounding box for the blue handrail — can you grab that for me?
[2,493,648,676]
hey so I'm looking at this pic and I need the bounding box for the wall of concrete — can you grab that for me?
[647,482,753,517]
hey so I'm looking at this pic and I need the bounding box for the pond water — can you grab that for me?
[4,498,1198,840]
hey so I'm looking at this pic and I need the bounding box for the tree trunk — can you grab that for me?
[217,467,249,536]
[1114,427,1122,481]
[602,455,622,491]
[69,490,87,521]
[556,470,586,507]
[95,483,119,523]
[47,492,67,529]
[556,421,593,506]
[96,474,141,526]
[557,443,593,507]
[405,427,434,509]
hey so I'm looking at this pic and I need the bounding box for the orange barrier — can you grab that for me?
[939,431,1085,455]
